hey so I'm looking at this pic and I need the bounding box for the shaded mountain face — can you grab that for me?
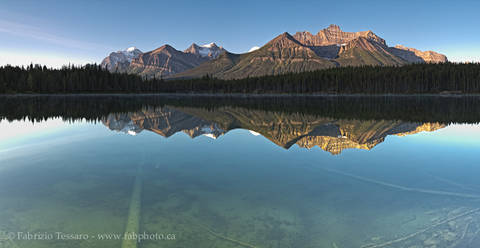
[100,47,142,72]
[101,43,227,79]
[171,24,447,79]
[184,43,226,59]
[390,45,448,63]
[335,37,407,66]
[128,45,210,78]
[102,106,445,155]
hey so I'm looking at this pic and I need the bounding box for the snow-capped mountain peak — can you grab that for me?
[201,42,218,48]
[119,47,142,61]
[100,47,143,72]
[201,43,217,48]
[126,46,137,52]
[184,43,227,59]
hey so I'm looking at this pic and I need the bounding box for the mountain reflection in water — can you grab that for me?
[1,95,480,248]
[102,106,445,155]
[1,95,478,155]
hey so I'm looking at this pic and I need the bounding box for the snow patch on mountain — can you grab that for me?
[249,130,261,136]
[201,43,216,48]
[103,117,143,136]
[184,43,226,59]
[101,47,143,71]
[248,46,260,52]
[203,133,217,139]
[118,47,142,62]
[200,124,224,139]
[126,46,137,52]
[197,43,222,58]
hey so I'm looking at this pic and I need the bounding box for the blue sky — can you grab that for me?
[0,0,479,67]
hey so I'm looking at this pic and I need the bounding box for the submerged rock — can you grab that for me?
[424,237,438,246]
[442,231,456,241]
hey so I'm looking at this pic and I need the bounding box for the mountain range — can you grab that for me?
[101,43,226,78]
[102,106,445,155]
[101,24,447,80]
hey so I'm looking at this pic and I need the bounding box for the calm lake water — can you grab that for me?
[1,95,480,248]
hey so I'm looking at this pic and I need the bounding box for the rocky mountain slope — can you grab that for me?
[172,32,337,79]
[171,24,447,79]
[293,24,387,47]
[101,43,228,78]
[100,24,447,80]
[128,45,210,78]
[100,47,142,72]
[390,45,448,63]
[184,43,226,59]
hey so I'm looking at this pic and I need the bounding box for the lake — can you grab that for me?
[1,95,480,248]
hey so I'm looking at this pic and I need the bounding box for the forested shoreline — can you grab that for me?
[1,63,480,94]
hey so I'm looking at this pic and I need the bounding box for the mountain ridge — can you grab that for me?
[293,24,387,47]
[100,24,448,80]
[127,44,209,78]
[169,25,447,79]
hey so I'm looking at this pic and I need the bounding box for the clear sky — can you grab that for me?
[1,0,479,67]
